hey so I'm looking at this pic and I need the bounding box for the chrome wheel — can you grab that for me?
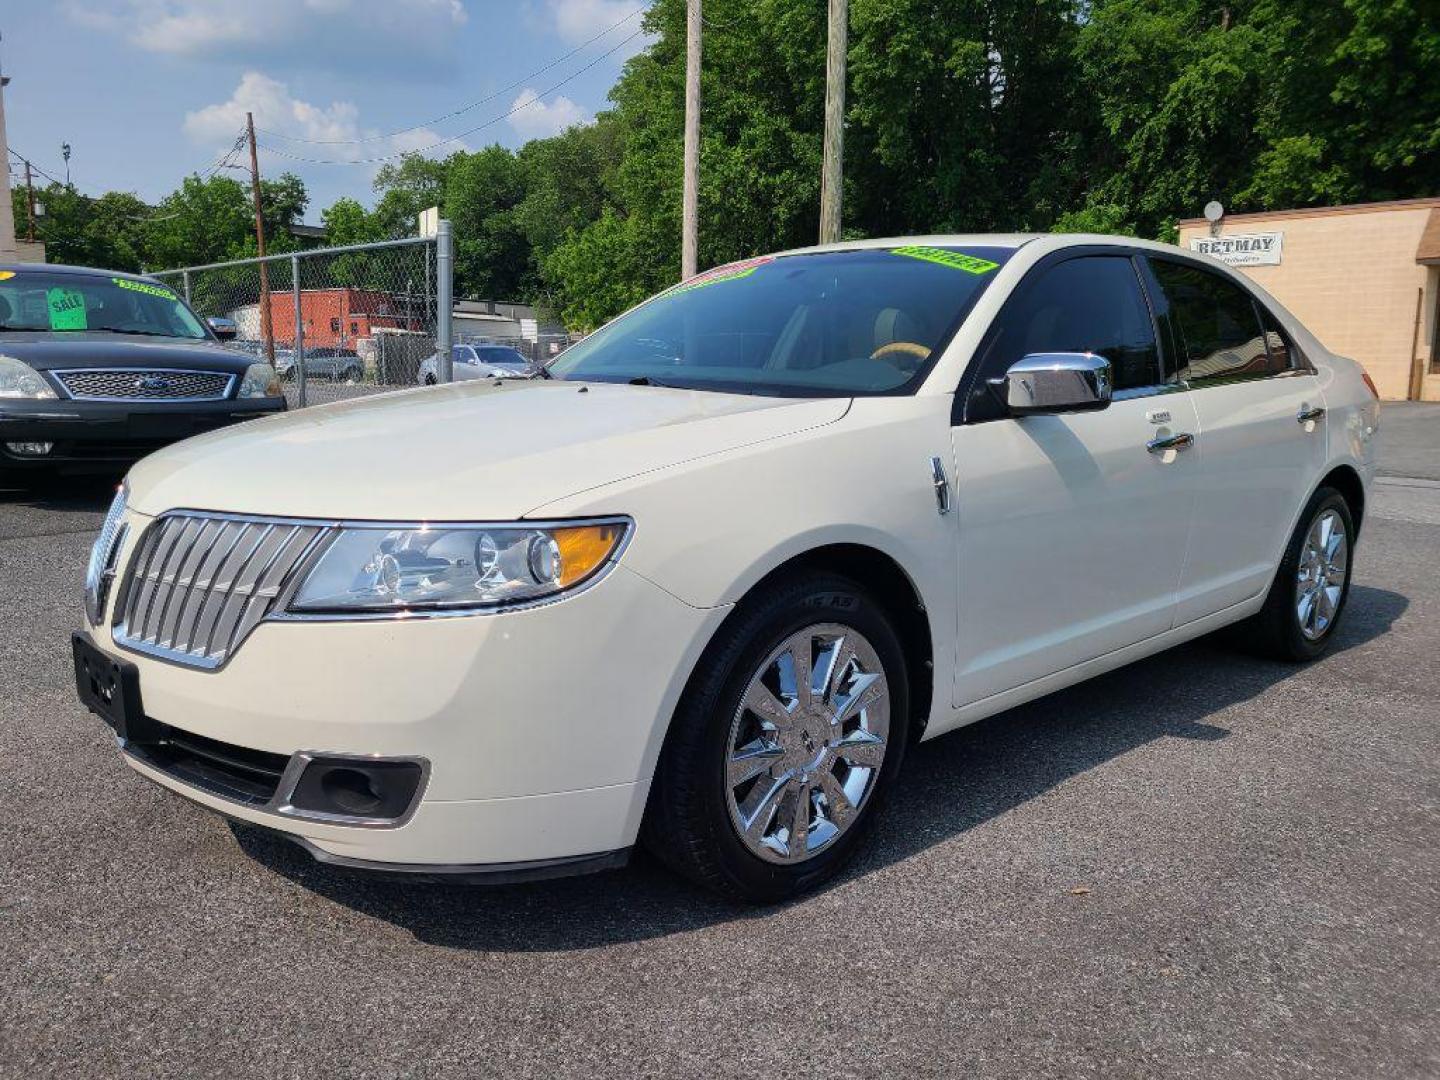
[1296,508,1348,641]
[725,623,891,864]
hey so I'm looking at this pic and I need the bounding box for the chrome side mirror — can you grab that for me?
[991,352,1112,415]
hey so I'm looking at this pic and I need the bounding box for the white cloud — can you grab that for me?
[507,88,588,140]
[185,73,362,146]
[545,0,647,49]
[65,0,467,68]
[184,73,467,179]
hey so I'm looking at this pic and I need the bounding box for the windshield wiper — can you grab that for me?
[628,375,681,388]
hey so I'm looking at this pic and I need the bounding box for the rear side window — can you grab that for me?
[1257,304,1304,372]
[968,255,1161,421]
[1150,260,1271,383]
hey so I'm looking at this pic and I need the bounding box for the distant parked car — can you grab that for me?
[417,344,533,385]
[0,263,284,482]
[275,346,365,384]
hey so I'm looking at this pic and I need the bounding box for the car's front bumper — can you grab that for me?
[78,536,728,874]
[0,397,285,471]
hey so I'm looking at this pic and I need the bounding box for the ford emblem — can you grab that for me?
[136,374,171,391]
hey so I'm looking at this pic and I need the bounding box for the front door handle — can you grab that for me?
[1297,405,1326,424]
[1147,432,1195,455]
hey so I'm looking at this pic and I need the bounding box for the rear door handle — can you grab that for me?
[1297,405,1326,424]
[1147,432,1195,454]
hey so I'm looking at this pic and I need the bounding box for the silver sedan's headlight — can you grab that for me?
[238,362,282,399]
[287,520,631,614]
[0,355,58,399]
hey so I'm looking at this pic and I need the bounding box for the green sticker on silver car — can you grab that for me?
[891,246,999,275]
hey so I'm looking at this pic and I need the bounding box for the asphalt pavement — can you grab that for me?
[1,405,1437,1079]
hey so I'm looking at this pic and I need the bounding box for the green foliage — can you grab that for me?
[371,154,454,237]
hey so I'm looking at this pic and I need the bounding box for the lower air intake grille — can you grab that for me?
[114,513,328,669]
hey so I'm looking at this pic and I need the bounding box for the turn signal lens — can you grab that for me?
[553,524,628,587]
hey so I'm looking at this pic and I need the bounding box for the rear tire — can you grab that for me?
[643,572,909,903]
[1232,486,1355,661]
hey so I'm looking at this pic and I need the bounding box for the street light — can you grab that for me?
[61,142,71,187]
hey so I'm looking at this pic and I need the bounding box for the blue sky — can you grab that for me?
[2,0,648,221]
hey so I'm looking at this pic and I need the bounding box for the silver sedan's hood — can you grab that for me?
[126,380,849,521]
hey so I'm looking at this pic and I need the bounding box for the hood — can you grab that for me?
[126,380,850,520]
[0,332,251,375]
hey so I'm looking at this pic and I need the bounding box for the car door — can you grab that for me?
[1145,257,1330,623]
[949,252,1202,706]
[453,346,481,381]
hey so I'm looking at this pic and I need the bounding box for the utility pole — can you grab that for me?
[818,0,847,244]
[681,0,701,280]
[24,160,35,243]
[246,112,275,365]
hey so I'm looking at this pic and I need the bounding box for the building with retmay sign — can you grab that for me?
[1177,197,1440,401]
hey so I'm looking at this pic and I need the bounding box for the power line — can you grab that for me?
[7,147,64,187]
[257,5,650,147]
[257,28,646,166]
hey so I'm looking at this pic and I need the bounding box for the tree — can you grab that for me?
[442,144,532,299]
[372,154,454,238]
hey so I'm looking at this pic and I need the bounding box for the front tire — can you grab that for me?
[1235,486,1355,661]
[643,572,909,903]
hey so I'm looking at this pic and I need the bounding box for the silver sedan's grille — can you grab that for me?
[57,369,235,401]
[113,514,328,669]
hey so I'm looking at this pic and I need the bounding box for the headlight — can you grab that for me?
[287,519,631,614]
[238,362,282,398]
[0,355,57,399]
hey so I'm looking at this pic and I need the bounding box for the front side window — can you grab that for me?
[0,272,207,339]
[1150,260,1270,384]
[548,247,1012,396]
[966,255,1161,422]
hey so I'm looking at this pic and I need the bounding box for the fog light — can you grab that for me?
[285,756,424,822]
[6,441,53,456]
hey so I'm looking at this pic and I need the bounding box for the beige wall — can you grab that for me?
[1178,203,1439,401]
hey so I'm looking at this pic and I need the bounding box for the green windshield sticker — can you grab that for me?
[891,246,999,275]
[113,277,177,301]
[670,255,775,294]
[46,287,88,331]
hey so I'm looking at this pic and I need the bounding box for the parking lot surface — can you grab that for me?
[2,406,1437,1079]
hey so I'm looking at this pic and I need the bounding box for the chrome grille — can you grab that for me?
[57,368,235,401]
[114,513,328,669]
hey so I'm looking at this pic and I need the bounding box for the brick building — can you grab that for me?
[1177,197,1440,401]
[232,288,424,349]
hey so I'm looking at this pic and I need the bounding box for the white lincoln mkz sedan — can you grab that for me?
[74,235,1380,902]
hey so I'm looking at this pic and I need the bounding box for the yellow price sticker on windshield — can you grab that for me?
[47,287,88,331]
[0,271,14,281]
[113,277,177,301]
[891,246,999,274]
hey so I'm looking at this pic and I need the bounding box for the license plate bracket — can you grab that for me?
[72,632,161,743]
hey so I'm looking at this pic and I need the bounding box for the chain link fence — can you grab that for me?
[152,230,453,409]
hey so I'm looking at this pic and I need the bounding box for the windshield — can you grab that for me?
[548,246,1011,395]
[0,270,209,339]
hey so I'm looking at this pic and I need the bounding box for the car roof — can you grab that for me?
[0,262,164,283]
[773,233,1196,260]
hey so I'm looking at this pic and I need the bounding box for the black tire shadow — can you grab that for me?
[231,585,1407,951]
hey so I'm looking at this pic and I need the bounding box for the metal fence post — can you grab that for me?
[182,269,192,305]
[291,254,306,408]
[436,220,454,383]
